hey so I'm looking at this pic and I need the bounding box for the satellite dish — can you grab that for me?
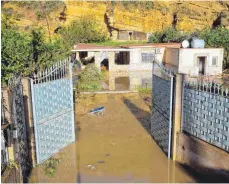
[182,40,190,48]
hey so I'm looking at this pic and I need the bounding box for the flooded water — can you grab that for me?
[102,70,152,91]
[29,94,197,183]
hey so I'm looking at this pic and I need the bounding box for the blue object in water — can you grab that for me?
[88,106,105,116]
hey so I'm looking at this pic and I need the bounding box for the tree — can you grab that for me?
[58,16,109,48]
[1,20,70,84]
[1,20,32,84]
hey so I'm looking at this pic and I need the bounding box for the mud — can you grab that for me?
[29,94,196,183]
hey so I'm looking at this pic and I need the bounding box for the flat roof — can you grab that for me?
[73,43,119,50]
[121,43,181,48]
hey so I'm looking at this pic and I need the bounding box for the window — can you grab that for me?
[141,53,154,63]
[115,52,130,65]
[212,56,218,66]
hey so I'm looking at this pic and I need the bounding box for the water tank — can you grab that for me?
[191,38,205,48]
[181,40,190,48]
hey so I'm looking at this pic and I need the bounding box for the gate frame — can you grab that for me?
[152,60,174,158]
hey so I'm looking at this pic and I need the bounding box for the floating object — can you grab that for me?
[87,164,96,170]
[191,38,205,48]
[97,160,105,164]
[88,106,105,116]
[181,40,190,48]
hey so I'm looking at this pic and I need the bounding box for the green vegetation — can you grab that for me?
[115,1,155,11]
[149,27,190,43]
[78,64,103,92]
[95,40,146,47]
[1,9,109,85]
[137,87,152,94]
[1,18,69,85]
[58,16,109,49]
[148,27,229,69]
[43,157,61,177]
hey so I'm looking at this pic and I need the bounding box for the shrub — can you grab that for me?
[78,64,102,92]
[137,87,152,94]
[148,28,190,43]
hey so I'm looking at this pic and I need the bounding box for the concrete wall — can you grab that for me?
[176,132,229,181]
[109,48,164,72]
[165,48,179,67]
[178,48,223,76]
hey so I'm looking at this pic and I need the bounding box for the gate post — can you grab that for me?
[21,77,36,167]
[171,73,183,160]
[2,89,16,161]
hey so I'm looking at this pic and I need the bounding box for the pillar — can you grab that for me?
[172,73,183,161]
[21,78,36,167]
[109,51,115,71]
[94,51,101,73]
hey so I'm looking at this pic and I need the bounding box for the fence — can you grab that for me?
[182,81,229,152]
[1,76,31,182]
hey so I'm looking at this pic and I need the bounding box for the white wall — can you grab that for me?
[129,47,165,71]
[178,48,224,76]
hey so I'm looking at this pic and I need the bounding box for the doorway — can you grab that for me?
[198,57,206,75]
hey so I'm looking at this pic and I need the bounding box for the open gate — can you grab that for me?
[31,58,75,164]
[151,61,174,158]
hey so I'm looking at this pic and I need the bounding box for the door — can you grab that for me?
[198,57,206,75]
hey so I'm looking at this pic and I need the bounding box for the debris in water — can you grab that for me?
[88,106,105,116]
[105,153,110,156]
[86,164,96,170]
[97,160,105,164]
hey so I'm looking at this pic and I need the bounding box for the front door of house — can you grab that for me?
[198,57,206,75]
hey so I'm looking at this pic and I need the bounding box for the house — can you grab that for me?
[72,43,224,90]
[117,30,147,41]
[165,47,224,76]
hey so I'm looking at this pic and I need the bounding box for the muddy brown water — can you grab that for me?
[29,94,196,183]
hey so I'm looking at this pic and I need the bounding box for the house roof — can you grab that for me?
[72,43,182,51]
[73,43,118,50]
[121,43,181,48]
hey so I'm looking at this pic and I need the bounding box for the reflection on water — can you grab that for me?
[104,70,153,91]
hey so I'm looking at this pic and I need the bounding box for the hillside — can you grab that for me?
[2,1,229,38]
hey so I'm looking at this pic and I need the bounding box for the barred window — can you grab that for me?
[212,56,218,66]
[141,53,154,63]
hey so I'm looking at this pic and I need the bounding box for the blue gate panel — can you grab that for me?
[31,61,75,164]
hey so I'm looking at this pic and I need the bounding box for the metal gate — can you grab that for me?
[151,61,174,158]
[31,58,75,164]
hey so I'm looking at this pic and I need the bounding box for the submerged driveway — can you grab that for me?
[29,93,196,183]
